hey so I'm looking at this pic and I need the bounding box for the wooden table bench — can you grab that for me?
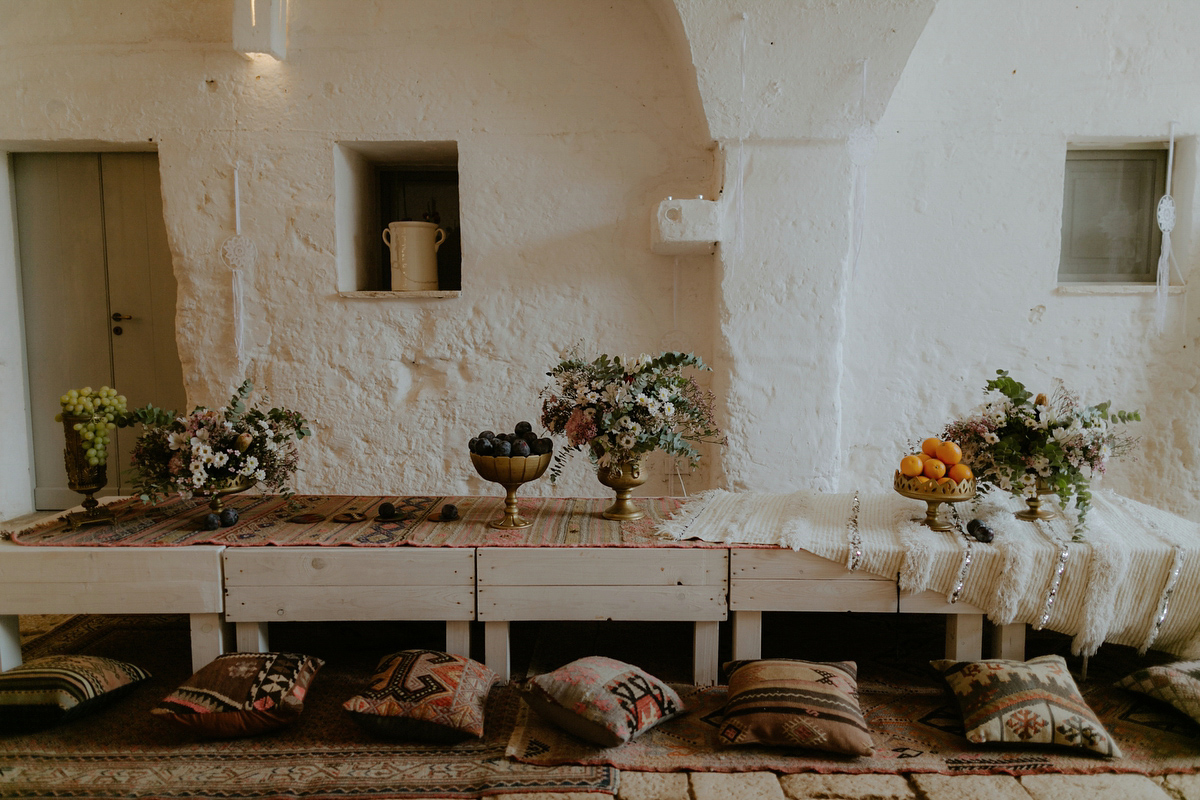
[729,548,1024,663]
[0,538,229,673]
[223,547,475,657]
[477,547,728,685]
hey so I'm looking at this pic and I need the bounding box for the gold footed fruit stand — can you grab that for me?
[60,414,115,530]
[596,457,646,521]
[471,452,552,529]
[893,471,976,532]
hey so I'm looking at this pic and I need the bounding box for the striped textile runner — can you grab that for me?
[8,494,715,548]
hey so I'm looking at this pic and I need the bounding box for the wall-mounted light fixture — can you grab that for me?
[233,0,288,60]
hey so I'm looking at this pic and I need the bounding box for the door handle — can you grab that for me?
[111,312,132,321]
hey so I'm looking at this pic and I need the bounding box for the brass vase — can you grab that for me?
[202,477,255,513]
[61,414,115,530]
[596,457,647,521]
[1015,477,1058,521]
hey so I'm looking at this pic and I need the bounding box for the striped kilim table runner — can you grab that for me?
[8,494,720,548]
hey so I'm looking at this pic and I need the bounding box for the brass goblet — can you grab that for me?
[61,414,115,530]
[470,452,552,529]
[893,471,977,532]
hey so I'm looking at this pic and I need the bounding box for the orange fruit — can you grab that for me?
[948,463,974,483]
[913,475,931,486]
[937,476,954,486]
[935,441,963,466]
[899,455,924,477]
[923,458,947,480]
[921,438,942,457]
[916,452,931,463]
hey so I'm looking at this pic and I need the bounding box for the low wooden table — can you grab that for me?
[0,538,228,673]
[223,547,475,657]
[2,495,1024,683]
[477,547,728,685]
[730,548,1024,663]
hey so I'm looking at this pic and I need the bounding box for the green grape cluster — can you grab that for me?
[56,386,128,468]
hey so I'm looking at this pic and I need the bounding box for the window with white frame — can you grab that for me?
[1058,149,1167,283]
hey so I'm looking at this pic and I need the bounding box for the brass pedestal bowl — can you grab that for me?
[470,451,553,529]
[894,471,976,532]
[200,477,256,514]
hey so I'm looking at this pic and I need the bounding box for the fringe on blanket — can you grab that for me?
[656,489,728,541]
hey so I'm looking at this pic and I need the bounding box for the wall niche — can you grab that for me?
[334,141,461,297]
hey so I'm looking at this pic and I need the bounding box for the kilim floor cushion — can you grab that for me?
[0,654,150,733]
[1118,660,1200,725]
[153,651,325,738]
[717,659,873,755]
[343,649,498,742]
[519,656,682,746]
[931,656,1121,758]
[505,615,1200,776]
[0,615,614,799]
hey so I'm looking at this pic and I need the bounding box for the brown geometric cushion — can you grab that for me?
[717,659,874,755]
[152,652,323,738]
[0,655,150,732]
[1117,660,1200,724]
[932,655,1121,757]
[519,656,682,747]
[342,650,498,742]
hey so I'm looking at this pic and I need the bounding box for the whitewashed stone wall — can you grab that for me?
[2,0,1199,523]
[840,0,1200,519]
[0,0,717,515]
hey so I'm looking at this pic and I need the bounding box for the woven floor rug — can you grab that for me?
[0,615,614,799]
[505,618,1200,777]
[10,494,704,548]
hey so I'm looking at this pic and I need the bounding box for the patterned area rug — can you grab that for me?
[0,615,614,799]
[506,618,1200,776]
[9,494,706,548]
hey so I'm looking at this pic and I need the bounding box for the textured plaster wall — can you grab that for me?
[672,0,936,491]
[5,0,1200,522]
[840,0,1200,519]
[0,0,716,516]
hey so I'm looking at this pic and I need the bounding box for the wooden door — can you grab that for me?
[15,152,186,508]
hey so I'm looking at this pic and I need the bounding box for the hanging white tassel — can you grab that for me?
[1155,122,1178,334]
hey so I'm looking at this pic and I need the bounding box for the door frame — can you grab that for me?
[0,141,161,521]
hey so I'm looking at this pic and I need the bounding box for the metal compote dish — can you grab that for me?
[470,451,553,529]
[893,471,977,532]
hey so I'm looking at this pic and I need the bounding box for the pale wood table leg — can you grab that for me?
[189,613,232,673]
[445,620,471,658]
[0,615,21,671]
[485,621,510,683]
[992,621,1025,661]
[945,614,984,661]
[236,621,270,653]
[732,610,762,662]
[693,620,720,686]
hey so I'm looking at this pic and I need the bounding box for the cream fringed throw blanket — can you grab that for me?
[657,488,1200,658]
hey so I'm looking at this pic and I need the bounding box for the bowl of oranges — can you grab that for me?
[894,437,976,531]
